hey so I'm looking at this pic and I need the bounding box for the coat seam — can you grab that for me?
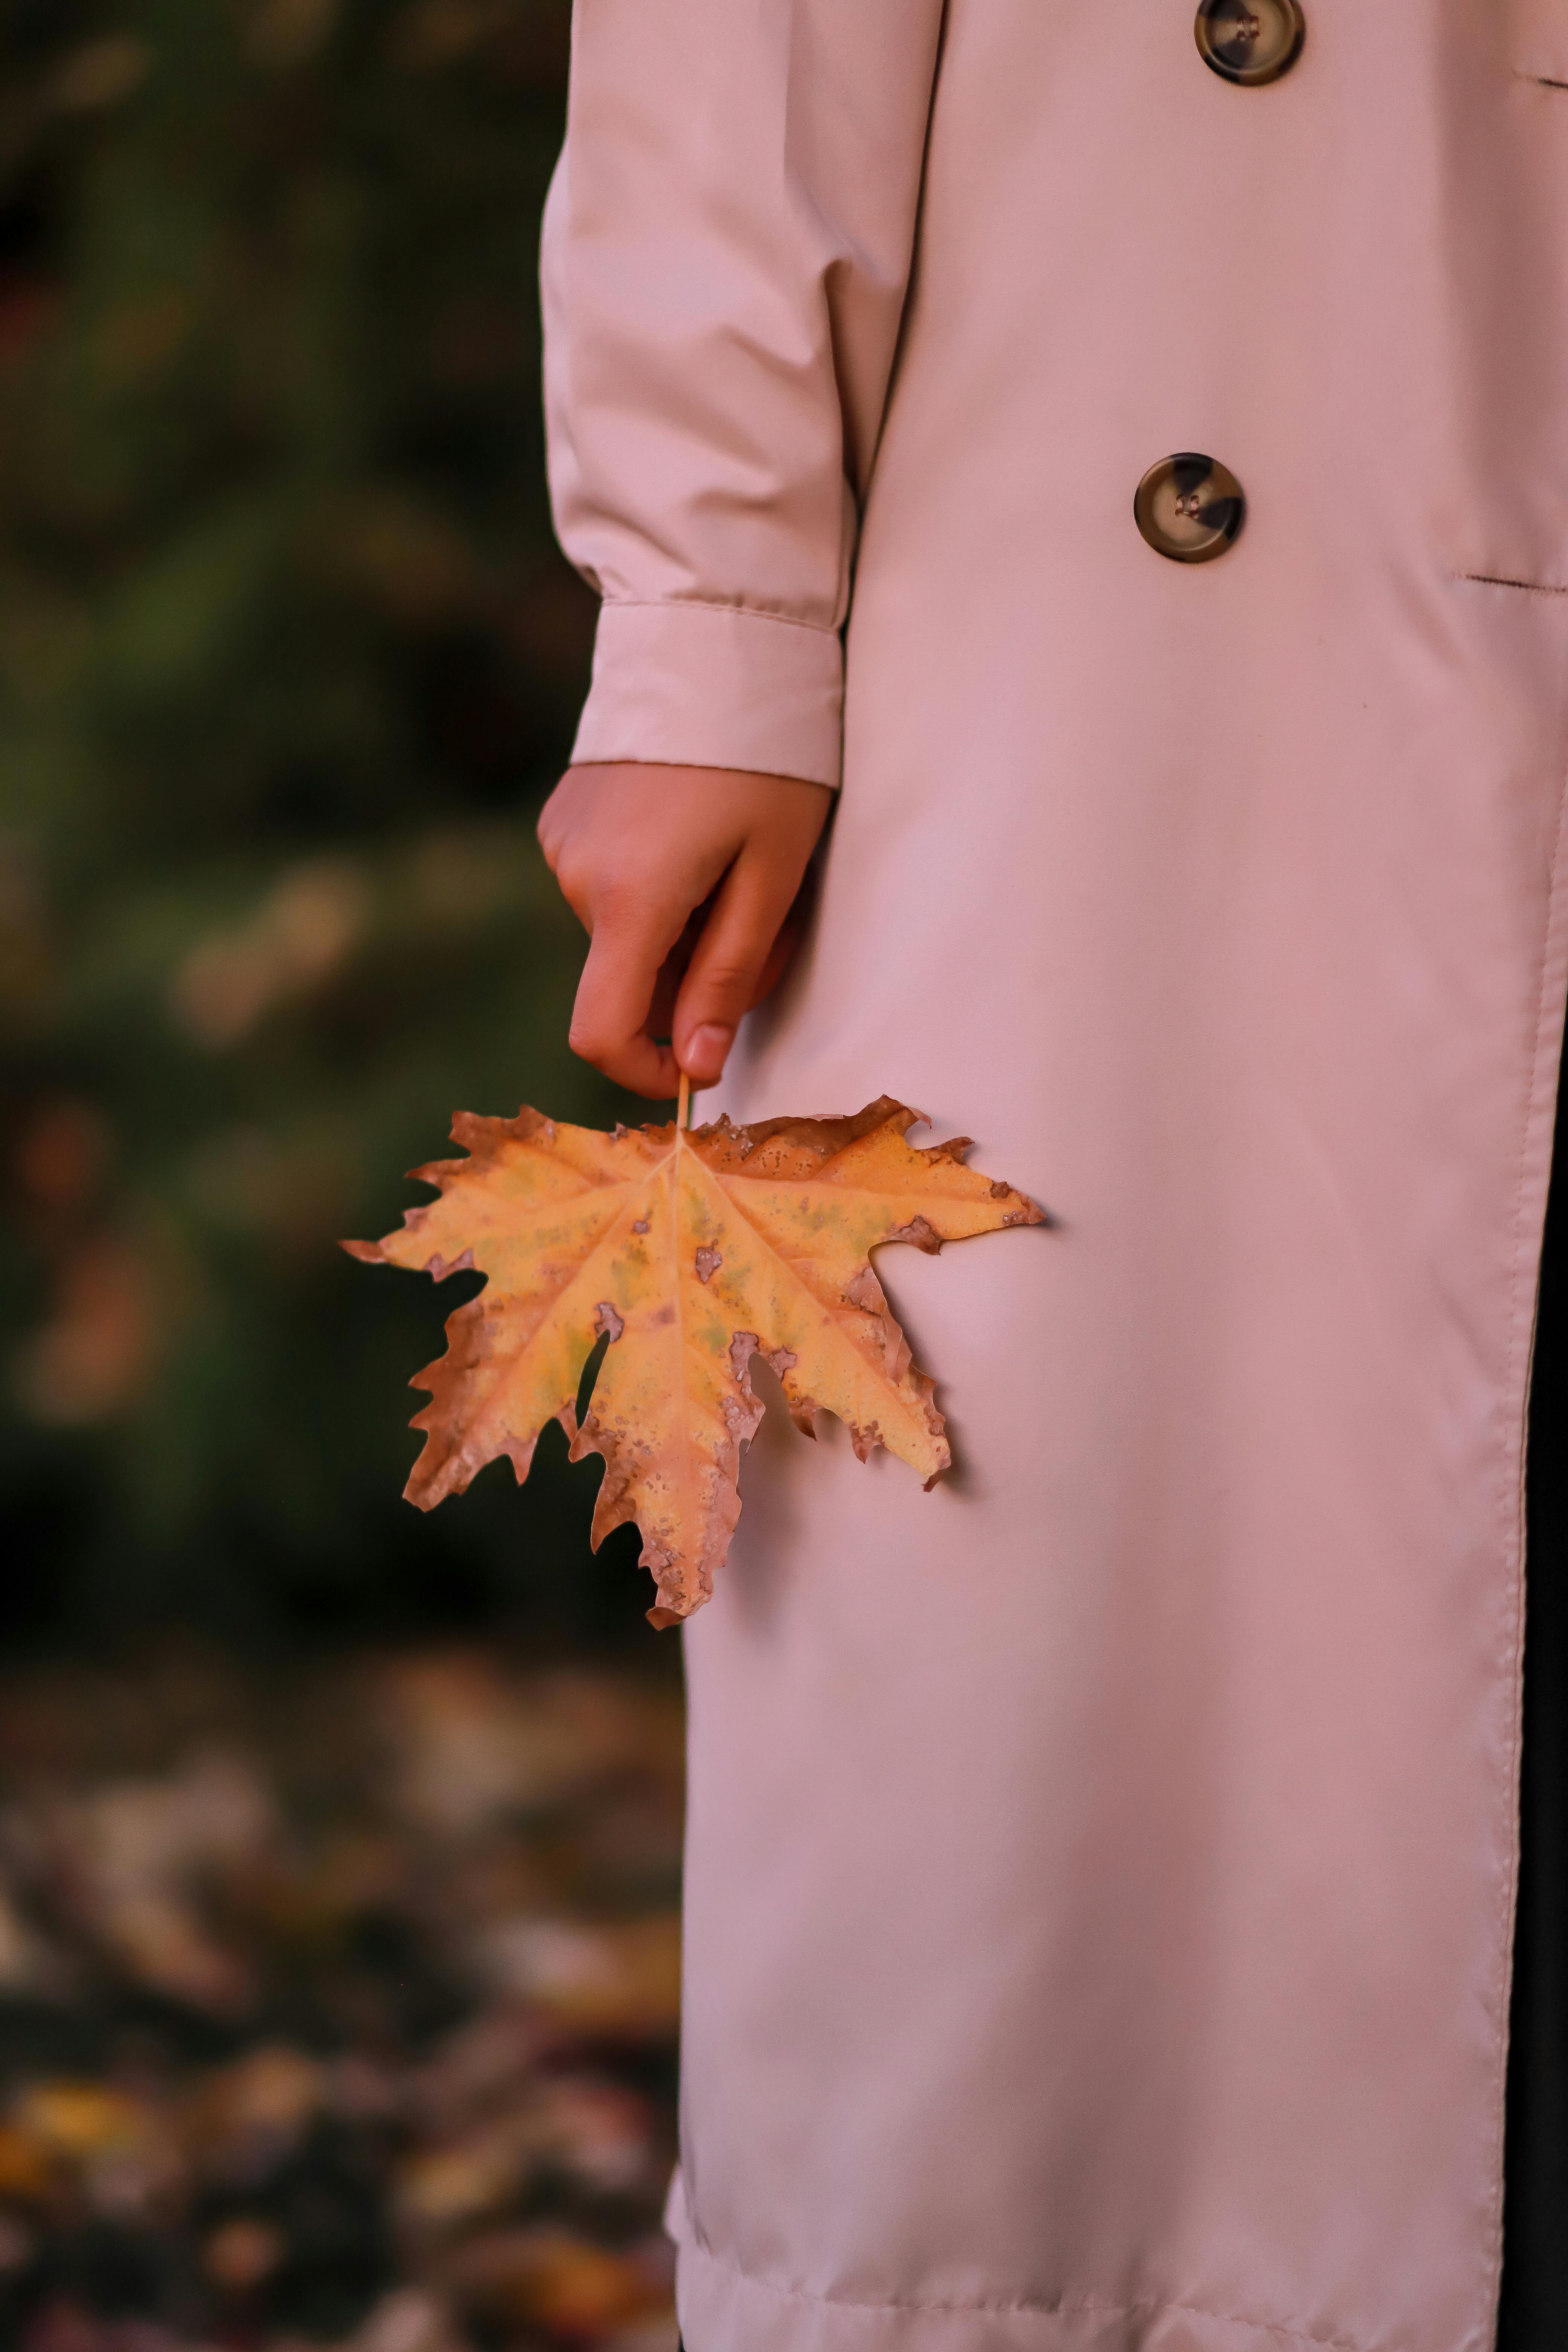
[1456,573,1568,597]
[680,2233,1369,2352]
[1482,611,1568,2328]
[599,596,840,639]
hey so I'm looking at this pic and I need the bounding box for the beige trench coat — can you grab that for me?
[542,6,1568,2347]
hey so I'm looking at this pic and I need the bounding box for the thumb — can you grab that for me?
[671,852,801,1086]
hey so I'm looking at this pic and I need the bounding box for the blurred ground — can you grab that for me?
[0,1643,682,2352]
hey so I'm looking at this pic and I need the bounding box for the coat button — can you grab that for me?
[1134,455,1246,563]
[1194,0,1305,83]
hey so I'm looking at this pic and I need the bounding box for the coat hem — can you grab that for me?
[673,2230,1378,2352]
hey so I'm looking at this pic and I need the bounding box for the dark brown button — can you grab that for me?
[1134,455,1246,563]
[1194,0,1305,84]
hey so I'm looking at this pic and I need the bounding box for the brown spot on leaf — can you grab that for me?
[694,1246,721,1284]
[729,1332,799,1388]
[887,1214,941,1253]
[593,1301,624,1343]
[423,1245,475,1281]
[631,1218,649,1234]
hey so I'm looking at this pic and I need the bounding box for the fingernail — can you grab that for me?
[687,1023,733,1078]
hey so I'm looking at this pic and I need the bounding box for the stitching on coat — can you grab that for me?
[680,2232,1370,2352]
[599,597,841,637]
[1481,604,1568,2334]
[1458,573,1568,597]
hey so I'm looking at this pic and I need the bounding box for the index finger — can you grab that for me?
[568,897,686,1099]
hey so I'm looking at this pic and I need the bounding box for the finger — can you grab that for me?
[750,911,801,1007]
[647,898,711,1042]
[568,894,687,1098]
[746,867,817,1008]
[672,853,805,1086]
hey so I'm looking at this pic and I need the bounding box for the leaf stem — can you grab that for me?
[677,1072,691,1131]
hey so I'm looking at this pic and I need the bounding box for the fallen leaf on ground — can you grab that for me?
[442,2223,662,2337]
[349,1098,1044,1623]
[471,1913,681,2035]
[0,1645,682,2348]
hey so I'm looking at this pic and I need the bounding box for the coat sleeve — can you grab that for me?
[541,1,946,789]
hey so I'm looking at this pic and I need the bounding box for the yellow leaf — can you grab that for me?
[348,1098,1044,1624]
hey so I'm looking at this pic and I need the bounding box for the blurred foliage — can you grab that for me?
[0,0,651,1648]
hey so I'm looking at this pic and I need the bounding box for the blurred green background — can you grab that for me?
[0,0,649,1652]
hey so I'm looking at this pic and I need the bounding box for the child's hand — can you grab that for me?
[537,763,834,1099]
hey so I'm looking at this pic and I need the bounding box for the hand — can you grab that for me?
[537,762,835,1099]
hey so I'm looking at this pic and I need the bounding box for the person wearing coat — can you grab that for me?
[534,5,1568,2347]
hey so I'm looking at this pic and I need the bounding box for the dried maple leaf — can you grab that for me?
[347,1098,1044,1626]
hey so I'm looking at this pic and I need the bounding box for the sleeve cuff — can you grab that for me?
[570,600,844,789]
